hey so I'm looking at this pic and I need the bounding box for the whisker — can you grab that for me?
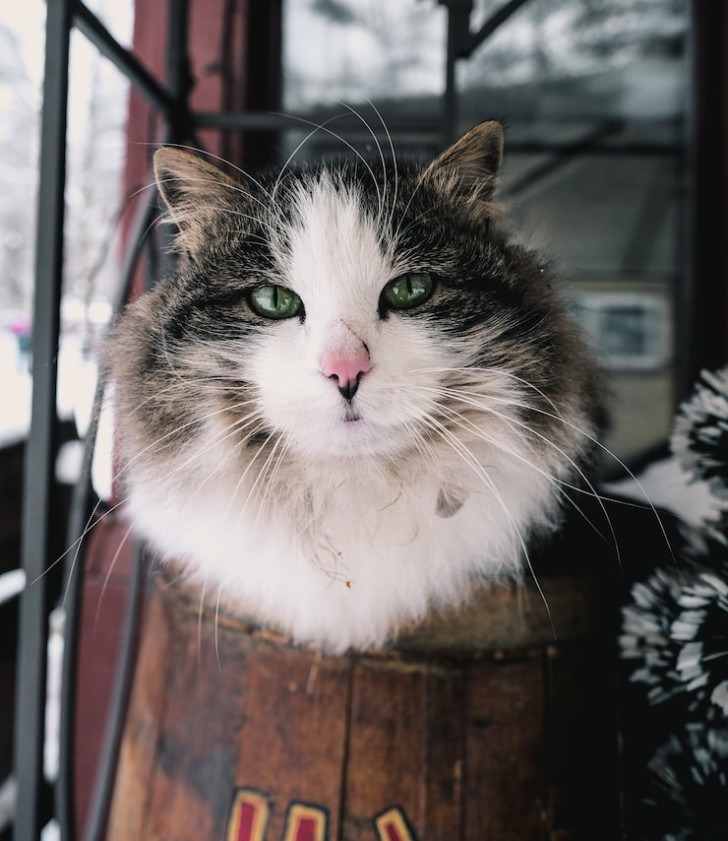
[50,397,267,593]
[419,413,556,633]
[224,428,284,529]
[197,578,209,668]
[416,383,623,566]
[155,142,274,199]
[412,365,674,560]
[335,100,390,228]
[367,99,399,235]
[93,519,139,634]
[271,109,384,214]
[270,111,352,203]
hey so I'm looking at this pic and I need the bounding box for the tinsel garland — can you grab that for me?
[619,368,728,840]
[671,367,728,503]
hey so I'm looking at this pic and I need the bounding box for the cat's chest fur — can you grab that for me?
[125,443,553,650]
[111,121,603,652]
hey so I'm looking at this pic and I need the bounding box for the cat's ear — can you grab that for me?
[424,121,504,215]
[153,147,243,256]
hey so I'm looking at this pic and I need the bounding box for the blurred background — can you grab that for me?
[0,0,721,838]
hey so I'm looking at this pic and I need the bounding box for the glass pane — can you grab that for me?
[0,0,133,497]
[284,0,446,109]
[282,0,689,471]
[0,3,44,443]
[463,0,688,469]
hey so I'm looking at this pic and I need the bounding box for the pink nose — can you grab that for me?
[320,351,371,399]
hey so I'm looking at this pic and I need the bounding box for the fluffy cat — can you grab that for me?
[110,120,604,652]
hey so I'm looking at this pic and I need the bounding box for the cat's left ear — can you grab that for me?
[424,121,504,210]
[153,147,244,256]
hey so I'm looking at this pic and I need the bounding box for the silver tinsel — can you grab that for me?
[620,567,728,711]
[672,367,728,503]
[620,367,728,840]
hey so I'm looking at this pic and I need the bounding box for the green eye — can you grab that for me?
[249,285,302,320]
[382,273,434,311]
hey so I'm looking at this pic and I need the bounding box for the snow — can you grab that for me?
[603,456,722,530]
[0,323,113,499]
[0,329,32,447]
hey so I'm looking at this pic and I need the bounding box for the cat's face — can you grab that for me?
[242,172,485,460]
[116,121,598,475]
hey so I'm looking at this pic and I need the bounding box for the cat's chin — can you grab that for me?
[293,416,409,461]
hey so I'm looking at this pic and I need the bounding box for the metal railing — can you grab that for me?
[13,3,199,838]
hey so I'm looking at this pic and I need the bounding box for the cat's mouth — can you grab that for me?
[343,406,362,423]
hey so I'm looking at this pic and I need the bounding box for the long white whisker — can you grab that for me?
[436,396,622,568]
[367,99,399,234]
[421,413,555,632]
[419,383,622,561]
[223,429,284,528]
[270,111,351,203]
[413,365,674,561]
[52,400,268,587]
[335,100,389,228]
[156,142,274,199]
[93,519,140,634]
[272,110,384,213]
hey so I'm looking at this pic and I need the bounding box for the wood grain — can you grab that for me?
[105,573,621,840]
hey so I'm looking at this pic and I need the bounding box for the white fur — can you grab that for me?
[124,177,568,652]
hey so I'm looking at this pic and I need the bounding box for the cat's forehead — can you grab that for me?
[280,171,397,305]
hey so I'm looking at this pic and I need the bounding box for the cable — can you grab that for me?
[55,188,159,841]
[80,541,146,841]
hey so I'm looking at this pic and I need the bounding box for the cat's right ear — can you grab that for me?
[423,121,504,222]
[153,147,243,256]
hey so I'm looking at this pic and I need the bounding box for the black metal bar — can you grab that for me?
[505,139,681,157]
[240,0,283,170]
[167,0,191,97]
[54,179,161,841]
[13,0,73,838]
[504,121,625,199]
[681,0,728,397]
[462,0,532,57]
[438,0,536,144]
[72,0,175,117]
[442,0,472,144]
[81,545,146,841]
[192,110,443,136]
[165,0,194,143]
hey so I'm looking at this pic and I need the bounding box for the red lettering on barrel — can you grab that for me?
[227,789,269,841]
[283,803,328,841]
[374,807,417,841]
[227,792,416,841]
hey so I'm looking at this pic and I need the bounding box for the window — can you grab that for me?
[282,0,690,471]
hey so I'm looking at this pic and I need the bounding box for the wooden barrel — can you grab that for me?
[105,571,621,840]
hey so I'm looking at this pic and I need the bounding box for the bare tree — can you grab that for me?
[0,24,40,313]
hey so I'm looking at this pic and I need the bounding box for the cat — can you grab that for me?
[109,120,604,653]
